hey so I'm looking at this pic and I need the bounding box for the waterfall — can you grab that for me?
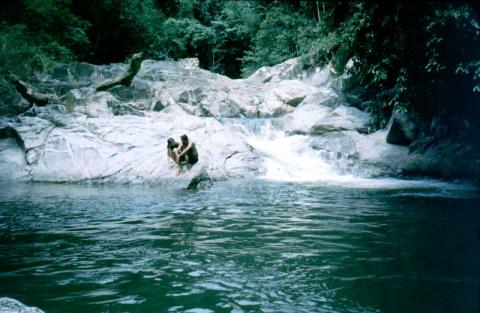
[247,123,335,181]
[219,118,355,182]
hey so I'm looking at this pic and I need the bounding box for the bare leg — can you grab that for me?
[184,155,191,174]
[175,164,181,176]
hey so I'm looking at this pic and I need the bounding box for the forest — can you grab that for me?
[0,0,479,129]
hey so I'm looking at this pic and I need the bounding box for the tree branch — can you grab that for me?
[96,52,144,92]
[5,74,56,107]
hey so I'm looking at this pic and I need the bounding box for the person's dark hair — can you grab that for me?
[167,138,177,149]
[180,134,188,141]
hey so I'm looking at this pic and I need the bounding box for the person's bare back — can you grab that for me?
[176,134,198,174]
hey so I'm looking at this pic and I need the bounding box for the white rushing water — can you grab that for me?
[231,119,362,183]
[230,119,473,192]
[246,122,338,181]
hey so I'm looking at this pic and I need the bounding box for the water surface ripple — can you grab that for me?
[0,180,478,313]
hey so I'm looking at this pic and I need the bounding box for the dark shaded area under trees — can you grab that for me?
[0,0,479,134]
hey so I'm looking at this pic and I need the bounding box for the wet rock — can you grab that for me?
[310,133,358,175]
[187,167,213,190]
[386,118,409,145]
[386,110,418,145]
[311,133,356,156]
[401,137,480,180]
[352,130,410,176]
[0,297,44,313]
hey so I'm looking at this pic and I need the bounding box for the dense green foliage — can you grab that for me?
[329,3,480,129]
[0,0,479,128]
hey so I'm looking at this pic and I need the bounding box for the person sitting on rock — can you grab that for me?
[175,134,198,175]
[167,138,180,169]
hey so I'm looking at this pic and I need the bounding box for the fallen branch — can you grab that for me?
[96,52,144,92]
[5,74,56,107]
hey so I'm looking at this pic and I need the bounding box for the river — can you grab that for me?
[0,179,478,313]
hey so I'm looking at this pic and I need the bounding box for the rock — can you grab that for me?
[96,52,144,92]
[62,88,115,118]
[177,58,200,70]
[0,104,262,183]
[311,132,357,156]
[247,61,301,84]
[0,125,25,150]
[27,56,334,119]
[313,105,370,134]
[0,77,30,116]
[187,167,213,190]
[3,53,473,183]
[280,103,369,135]
[308,66,333,87]
[272,80,310,107]
[246,51,325,84]
[386,117,409,145]
[72,62,96,79]
[0,297,44,313]
[110,102,145,116]
[386,110,418,145]
[109,80,151,105]
[151,86,177,111]
[337,58,360,92]
[5,74,58,108]
[401,137,480,180]
[8,116,54,151]
[352,130,410,176]
[310,132,358,175]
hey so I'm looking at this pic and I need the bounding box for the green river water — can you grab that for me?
[0,179,478,313]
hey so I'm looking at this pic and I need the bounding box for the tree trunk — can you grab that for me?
[96,52,144,92]
[5,74,55,107]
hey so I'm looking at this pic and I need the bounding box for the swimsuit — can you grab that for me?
[178,147,198,165]
[187,154,198,165]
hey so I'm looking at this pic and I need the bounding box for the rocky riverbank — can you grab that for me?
[0,54,478,183]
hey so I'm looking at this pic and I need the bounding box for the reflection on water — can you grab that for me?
[0,180,478,313]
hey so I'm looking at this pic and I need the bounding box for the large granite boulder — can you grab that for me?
[11,54,337,122]
[401,136,480,180]
[351,130,410,176]
[0,105,261,183]
[386,110,418,145]
[245,52,328,84]
[279,103,369,135]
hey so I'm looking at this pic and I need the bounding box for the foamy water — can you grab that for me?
[241,120,477,193]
